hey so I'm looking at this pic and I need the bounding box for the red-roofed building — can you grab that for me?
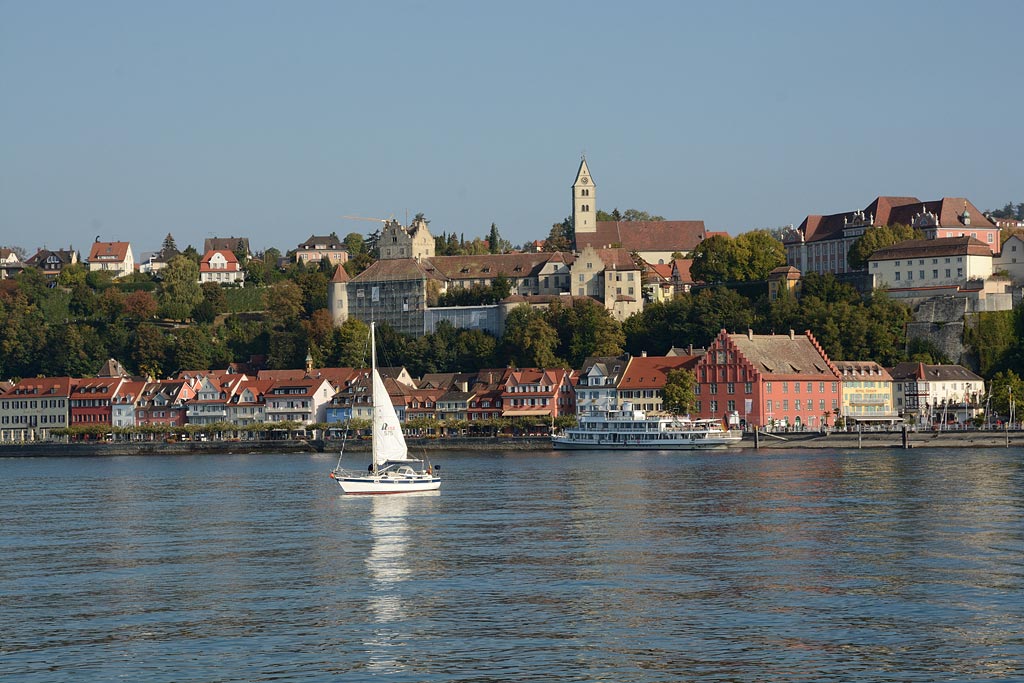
[0,376,76,441]
[136,379,197,428]
[264,377,336,424]
[695,329,841,430]
[785,196,999,276]
[616,354,701,414]
[502,368,576,419]
[70,377,127,428]
[112,380,148,428]
[88,240,134,278]
[199,249,245,285]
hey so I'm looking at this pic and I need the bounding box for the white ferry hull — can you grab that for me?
[552,434,742,450]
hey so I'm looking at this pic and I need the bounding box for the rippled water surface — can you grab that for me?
[2,448,1024,682]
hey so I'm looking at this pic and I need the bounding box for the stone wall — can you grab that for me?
[906,297,968,364]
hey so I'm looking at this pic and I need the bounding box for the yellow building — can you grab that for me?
[834,361,898,425]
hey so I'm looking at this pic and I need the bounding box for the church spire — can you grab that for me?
[572,156,596,236]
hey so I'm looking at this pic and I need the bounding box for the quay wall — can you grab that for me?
[1,432,1023,457]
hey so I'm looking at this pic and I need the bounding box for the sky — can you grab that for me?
[2,0,1022,256]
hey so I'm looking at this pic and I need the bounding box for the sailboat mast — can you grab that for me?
[370,322,378,471]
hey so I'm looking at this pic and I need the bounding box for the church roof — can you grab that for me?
[577,220,706,252]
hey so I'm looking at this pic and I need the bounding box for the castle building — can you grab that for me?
[378,217,435,261]
[784,196,999,276]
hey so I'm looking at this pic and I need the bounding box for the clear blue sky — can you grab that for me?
[2,0,1021,255]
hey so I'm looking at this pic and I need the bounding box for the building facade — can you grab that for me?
[695,329,841,430]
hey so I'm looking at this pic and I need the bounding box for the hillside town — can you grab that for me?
[1,158,1022,443]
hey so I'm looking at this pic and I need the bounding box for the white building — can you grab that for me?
[199,249,245,285]
[868,237,993,292]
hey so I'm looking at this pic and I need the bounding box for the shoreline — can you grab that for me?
[2,430,1024,457]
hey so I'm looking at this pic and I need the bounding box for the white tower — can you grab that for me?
[572,156,596,235]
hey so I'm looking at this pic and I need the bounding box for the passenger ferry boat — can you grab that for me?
[552,404,743,450]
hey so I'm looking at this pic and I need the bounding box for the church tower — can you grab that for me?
[572,156,596,235]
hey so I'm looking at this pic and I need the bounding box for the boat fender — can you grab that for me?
[329,472,335,479]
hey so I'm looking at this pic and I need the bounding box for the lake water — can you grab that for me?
[2,447,1023,682]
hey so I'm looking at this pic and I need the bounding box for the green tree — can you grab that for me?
[989,370,1024,418]
[662,368,697,416]
[329,317,370,367]
[549,298,625,368]
[264,280,303,327]
[491,274,513,301]
[501,304,561,368]
[734,229,786,280]
[131,324,169,378]
[172,326,213,371]
[847,224,921,270]
[689,234,742,284]
[343,232,366,255]
[159,255,202,321]
[543,218,573,252]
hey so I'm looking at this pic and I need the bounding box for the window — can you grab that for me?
[727,383,735,394]
[745,383,752,394]
[933,270,938,278]
[957,268,963,277]
[794,383,800,393]
[710,400,718,412]
[895,272,900,281]
[783,400,789,410]
[945,269,951,277]
[919,271,925,279]
[795,399,801,410]
[710,383,718,395]
[766,382,772,393]
[907,271,912,280]
[727,400,735,412]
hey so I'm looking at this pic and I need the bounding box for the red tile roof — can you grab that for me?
[89,241,131,262]
[868,236,992,261]
[578,221,706,252]
[619,355,700,389]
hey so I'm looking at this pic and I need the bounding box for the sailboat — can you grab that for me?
[330,322,441,494]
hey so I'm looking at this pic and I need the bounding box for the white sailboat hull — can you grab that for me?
[335,474,441,495]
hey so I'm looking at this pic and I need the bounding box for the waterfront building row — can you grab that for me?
[0,340,985,442]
